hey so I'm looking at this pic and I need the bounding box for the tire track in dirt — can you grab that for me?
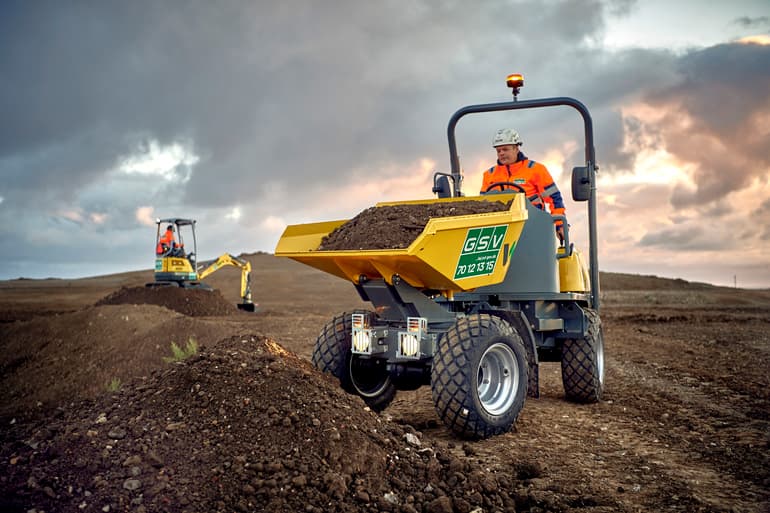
[3,259,769,513]
[606,361,768,512]
[386,312,770,513]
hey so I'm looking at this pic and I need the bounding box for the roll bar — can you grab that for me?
[446,97,600,309]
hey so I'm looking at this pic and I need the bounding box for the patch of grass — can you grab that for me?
[163,337,199,363]
[106,377,122,392]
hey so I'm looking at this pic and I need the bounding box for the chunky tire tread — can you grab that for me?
[311,311,354,378]
[561,308,604,403]
[312,310,396,412]
[431,314,528,439]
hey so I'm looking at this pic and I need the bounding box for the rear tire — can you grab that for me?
[561,308,604,402]
[312,311,396,412]
[431,314,528,439]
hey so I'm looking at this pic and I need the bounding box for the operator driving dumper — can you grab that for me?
[149,217,256,312]
[275,74,603,439]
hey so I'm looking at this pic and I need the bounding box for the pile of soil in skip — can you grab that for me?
[0,335,532,513]
[96,286,235,317]
[318,200,511,251]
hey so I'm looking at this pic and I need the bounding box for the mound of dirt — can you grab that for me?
[318,200,510,251]
[3,255,770,512]
[1,336,525,513]
[96,286,236,317]
[0,304,259,420]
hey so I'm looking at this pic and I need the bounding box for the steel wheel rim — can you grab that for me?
[477,342,519,415]
[596,334,605,384]
[350,357,391,398]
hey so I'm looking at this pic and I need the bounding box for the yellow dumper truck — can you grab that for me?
[276,76,603,439]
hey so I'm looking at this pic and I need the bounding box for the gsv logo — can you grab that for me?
[463,232,505,253]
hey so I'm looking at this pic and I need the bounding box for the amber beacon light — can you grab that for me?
[506,73,524,100]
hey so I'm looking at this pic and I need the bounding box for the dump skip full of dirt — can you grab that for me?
[318,200,510,251]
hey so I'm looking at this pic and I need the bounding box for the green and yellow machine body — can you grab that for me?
[273,80,603,439]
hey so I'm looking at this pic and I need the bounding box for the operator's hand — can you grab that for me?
[556,225,565,245]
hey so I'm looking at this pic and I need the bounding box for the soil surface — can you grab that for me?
[318,201,510,250]
[1,252,769,513]
[96,286,237,317]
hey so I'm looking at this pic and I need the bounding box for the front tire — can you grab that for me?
[312,311,396,412]
[561,308,604,402]
[431,314,529,439]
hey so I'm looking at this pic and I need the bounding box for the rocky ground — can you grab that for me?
[1,252,769,512]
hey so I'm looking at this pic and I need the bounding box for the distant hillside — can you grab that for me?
[598,271,720,291]
[2,252,743,293]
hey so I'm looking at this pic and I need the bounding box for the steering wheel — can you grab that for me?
[482,181,526,194]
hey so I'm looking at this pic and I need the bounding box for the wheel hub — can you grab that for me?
[477,342,520,415]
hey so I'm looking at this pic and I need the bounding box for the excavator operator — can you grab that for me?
[156,225,184,256]
[481,128,566,242]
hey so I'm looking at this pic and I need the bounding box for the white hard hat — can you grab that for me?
[492,128,522,147]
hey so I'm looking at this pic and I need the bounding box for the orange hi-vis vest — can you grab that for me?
[481,159,566,226]
[156,229,175,255]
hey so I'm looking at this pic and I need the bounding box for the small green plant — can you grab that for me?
[163,337,199,363]
[106,377,122,392]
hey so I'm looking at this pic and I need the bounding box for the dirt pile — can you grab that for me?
[318,200,510,251]
[96,286,236,317]
[0,304,259,421]
[3,256,770,512]
[1,336,528,513]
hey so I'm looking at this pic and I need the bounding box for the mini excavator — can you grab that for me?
[149,217,256,312]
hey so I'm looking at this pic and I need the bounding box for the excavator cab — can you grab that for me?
[148,217,257,312]
[153,218,199,283]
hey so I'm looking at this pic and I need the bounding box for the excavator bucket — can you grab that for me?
[237,302,257,312]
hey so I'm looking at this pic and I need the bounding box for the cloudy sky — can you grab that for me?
[1,0,769,288]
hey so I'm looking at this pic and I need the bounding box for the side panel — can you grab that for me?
[558,248,589,293]
[475,201,559,295]
[155,257,196,282]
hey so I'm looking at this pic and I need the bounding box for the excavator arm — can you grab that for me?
[198,254,256,311]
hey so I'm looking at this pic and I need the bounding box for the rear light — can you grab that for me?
[351,313,372,354]
[398,317,427,358]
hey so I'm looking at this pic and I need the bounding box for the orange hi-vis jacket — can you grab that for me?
[156,229,176,255]
[481,158,566,227]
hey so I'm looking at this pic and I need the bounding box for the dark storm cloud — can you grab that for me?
[536,40,769,195]
[531,45,679,174]
[5,1,765,213]
[641,42,770,207]
[1,0,614,212]
[605,0,636,17]
[638,225,728,251]
[756,197,770,241]
[0,2,209,203]
[731,15,769,28]
[1,0,768,286]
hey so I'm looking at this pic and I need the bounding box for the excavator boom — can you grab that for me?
[149,218,256,312]
[198,253,255,311]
